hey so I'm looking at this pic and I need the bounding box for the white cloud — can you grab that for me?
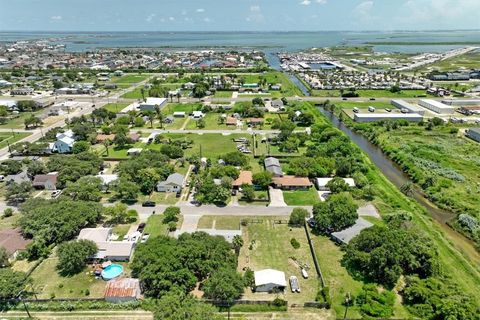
[355,1,374,18]
[203,17,211,23]
[301,0,326,5]
[50,15,62,21]
[246,5,265,23]
[168,16,175,21]
[196,8,205,13]
[181,10,187,16]
[145,14,156,23]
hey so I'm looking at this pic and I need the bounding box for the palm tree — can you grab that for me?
[140,88,145,101]
[176,92,181,103]
[144,110,155,128]
[103,140,110,156]
[154,104,163,129]
[232,235,244,256]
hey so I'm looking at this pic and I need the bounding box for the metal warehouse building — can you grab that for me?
[466,128,480,143]
[391,99,426,115]
[419,99,454,114]
[442,99,480,106]
[354,113,423,123]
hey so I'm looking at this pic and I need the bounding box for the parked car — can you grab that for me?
[352,107,359,113]
[368,106,376,112]
[289,276,301,293]
[142,201,156,207]
[137,223,146,232]
[385,108,392,112]
[51,190,62,198]
[141,234,150,243]
[301,269,309,279]
[369,98,376,101]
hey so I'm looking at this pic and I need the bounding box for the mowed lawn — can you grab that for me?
[102,103,129,113]
[242,71,303,97]
[283,187,320,206]
[0,132,30,149]
[113,74,151,84]
[197,215,246,230]
[30,253,108,299]
[238,219,319,304]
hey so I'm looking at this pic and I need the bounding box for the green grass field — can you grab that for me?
[113,74,151,84]
[238,218,319,304]
[121,87,145,99]
[419,51,480,72]
[102,103,129,113]
[214,91,234,98]
[283,187,320,206]
[311,89,429,98]
[0,132,30,149]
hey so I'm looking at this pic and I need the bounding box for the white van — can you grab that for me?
[368,106,376,112]
[353,107,359,113]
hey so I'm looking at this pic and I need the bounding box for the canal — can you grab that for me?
[317,107,480,264]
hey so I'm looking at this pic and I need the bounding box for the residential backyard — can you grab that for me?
[238,218,319,305]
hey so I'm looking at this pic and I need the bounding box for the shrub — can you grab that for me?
[3,208,13,218]
[163,206,180,224]
[290,238,300,249]
[289,208,309,226]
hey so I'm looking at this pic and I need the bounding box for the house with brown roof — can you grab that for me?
[226,116,238,126]
[96,134,116,143]
[104,278,141,303]
[247,118,264,127]
[272,176,312,190]
[0,229,32,261]
[233,171,253,188]
[128,132,141,142]
[32,172,58,190]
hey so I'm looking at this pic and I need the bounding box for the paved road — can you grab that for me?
[131,128,282,135]
[128,203,312,222]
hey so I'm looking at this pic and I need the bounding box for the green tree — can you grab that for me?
[326,177,350,193]
[202,267,244,302]
[240,183,255,202]
[232,235,244,256]
[357,284,395,318]
[56,240,98,276]
[138,168,160,194]
[163,206,180,224]
[144,110,156,128]
[113,131,133,149]
[6,181,32,203]
[313,192,358,232]
[252,171,273,189]
[149,291,224,320]
[343,225,439,287]
[289,208,309,226]
[111,178,140,202]
[0,269,29,299]
[63,176,103,202]
[72,141,90,154]
[222,151,248,167]
[103,203,129,224]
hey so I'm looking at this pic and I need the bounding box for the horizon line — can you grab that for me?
[1,29,480,33]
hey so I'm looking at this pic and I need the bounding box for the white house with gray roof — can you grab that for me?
[157,173,184,193]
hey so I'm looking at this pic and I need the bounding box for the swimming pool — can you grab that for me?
[101,264,123,280]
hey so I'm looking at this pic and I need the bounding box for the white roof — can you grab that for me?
[144,97,167,105]
[56,129,74,139]
[354,113,423,119]
[254,269,287,287]
[316,178,356,187]
[192,111,204,116]
[127,148,143,154]
[58,136,75,146]
[78,228,111,243]
[420,99,453,109]
[96,174,119,185]
[173,111,186,115]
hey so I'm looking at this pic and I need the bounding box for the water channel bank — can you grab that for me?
[317,107,480,265]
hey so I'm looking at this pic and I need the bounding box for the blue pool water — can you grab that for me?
[101,264,123,280]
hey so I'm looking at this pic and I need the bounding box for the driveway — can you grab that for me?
[268,187,287,207]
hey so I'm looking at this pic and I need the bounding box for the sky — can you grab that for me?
[1,0,479,32]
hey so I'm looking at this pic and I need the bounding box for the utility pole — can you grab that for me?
[343,292,351,320]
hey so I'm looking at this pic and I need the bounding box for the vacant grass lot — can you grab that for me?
[102,103,129,113]
[241,71,303,97]
[0,112,43,129]
[113,74,151,84]
[0,132,30,149]
[238,218,318,305]
[283,187,320,206]
[214,91,234,98]
[419,50,480,72]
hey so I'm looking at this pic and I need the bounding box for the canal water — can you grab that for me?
[317,107,455,224]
